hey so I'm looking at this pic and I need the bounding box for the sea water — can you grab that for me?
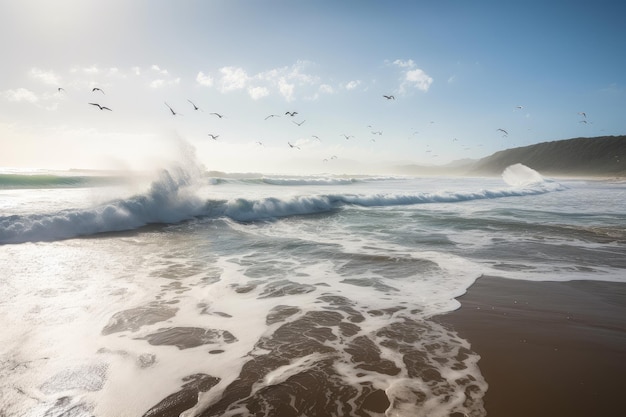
[1,150,625,416]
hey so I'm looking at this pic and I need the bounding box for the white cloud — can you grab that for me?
[390,59,433,93]
[319,84,334,94]
[218,66,249,92]
[344,80,361,90]
[278,78,295,101]
[151,65,169,75]
[392,59,416,69]
[29,68,61,85]
[403,68,433,92]
[83,65,99,74]
[248,86,269,100]
[131,66,141,76]
[196,71,214,87]
[2,88,39,103]
[149,77,180,89]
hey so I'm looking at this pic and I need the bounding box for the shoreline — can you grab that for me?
[435,276,626,417]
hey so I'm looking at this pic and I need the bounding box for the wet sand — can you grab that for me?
[435,276,626,417]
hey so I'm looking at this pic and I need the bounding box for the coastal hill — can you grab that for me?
[468,135,626,177]
[395,136,626,177]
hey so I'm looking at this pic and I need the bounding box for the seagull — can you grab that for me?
[165,102,181,116]
[515,105,523,110]
[496,128,508,136]
[265,114,280,120]
[256,141,264,146]
[285,111,298,116]
[88,103,112,111]
[312,135,321,141]
[92,87,105,94]
[208,134,219,140]
[287,142,300,149]
[371,131,383,135]
[578,112,587,118]
[292,120,306,126]
[579,120,588,124]
[383,95,395,100]
[57,87,65,93]
[188,100,202,111]
[341,134,354,140]
[209,112,224,118]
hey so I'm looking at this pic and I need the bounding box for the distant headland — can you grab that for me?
[397,136,626,178]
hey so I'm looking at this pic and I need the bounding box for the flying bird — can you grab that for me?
[312,135,321,141]
[496,128,508,136]
[88,103,112,111]
[515,105,523,110]
[57,87,65,93]
[92,87,105,94]
[341,134,354,140]
[285,111,298,116]
[188,100,202,111]
[165,102,181,116]
[383,95,395,100]
[578,112,587,118]
[208,134,219,140]
[209,112,224,118]
[265,114,280,120]
[256,141,264,146]
[287,142,300,149]
[292,120,306,126]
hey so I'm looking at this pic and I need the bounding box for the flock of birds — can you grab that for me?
[55,86,593,162]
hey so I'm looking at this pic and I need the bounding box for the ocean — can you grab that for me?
[1,148,625,417]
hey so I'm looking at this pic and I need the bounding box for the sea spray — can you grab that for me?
[0,136,209,244]
[502,163,545,187]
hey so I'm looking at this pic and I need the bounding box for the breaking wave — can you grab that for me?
[0,164,563,244]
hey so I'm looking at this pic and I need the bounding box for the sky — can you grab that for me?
[1,0,625,174]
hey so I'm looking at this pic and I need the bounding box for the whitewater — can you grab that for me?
[1,152,625,416]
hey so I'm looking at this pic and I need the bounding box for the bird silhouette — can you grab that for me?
[165,102,181,116]
[188,100,202,111]
[292,120,306,126]
[496,128,508,136]
[265,114,280,120]
[210,112,224,118]
[285,111,298,116]
[88,103,111,111]
[288,142,300,149]
[383,95,395,100]
[92,87,105,94]
[208,134,219,140]
[341,134,354,140]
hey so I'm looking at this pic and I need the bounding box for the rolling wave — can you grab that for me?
[0,173,126,189]
[0,165,564,244]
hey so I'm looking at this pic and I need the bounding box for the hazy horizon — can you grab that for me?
[2,0,625,174]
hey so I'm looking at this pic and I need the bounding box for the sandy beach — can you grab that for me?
[435,276,626,417]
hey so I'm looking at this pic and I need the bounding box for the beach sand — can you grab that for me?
[435,276,626,417]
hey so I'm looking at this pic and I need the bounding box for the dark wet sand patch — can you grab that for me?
[435,276,626,417]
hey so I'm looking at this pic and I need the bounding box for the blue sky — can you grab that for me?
[1,0,625,174]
